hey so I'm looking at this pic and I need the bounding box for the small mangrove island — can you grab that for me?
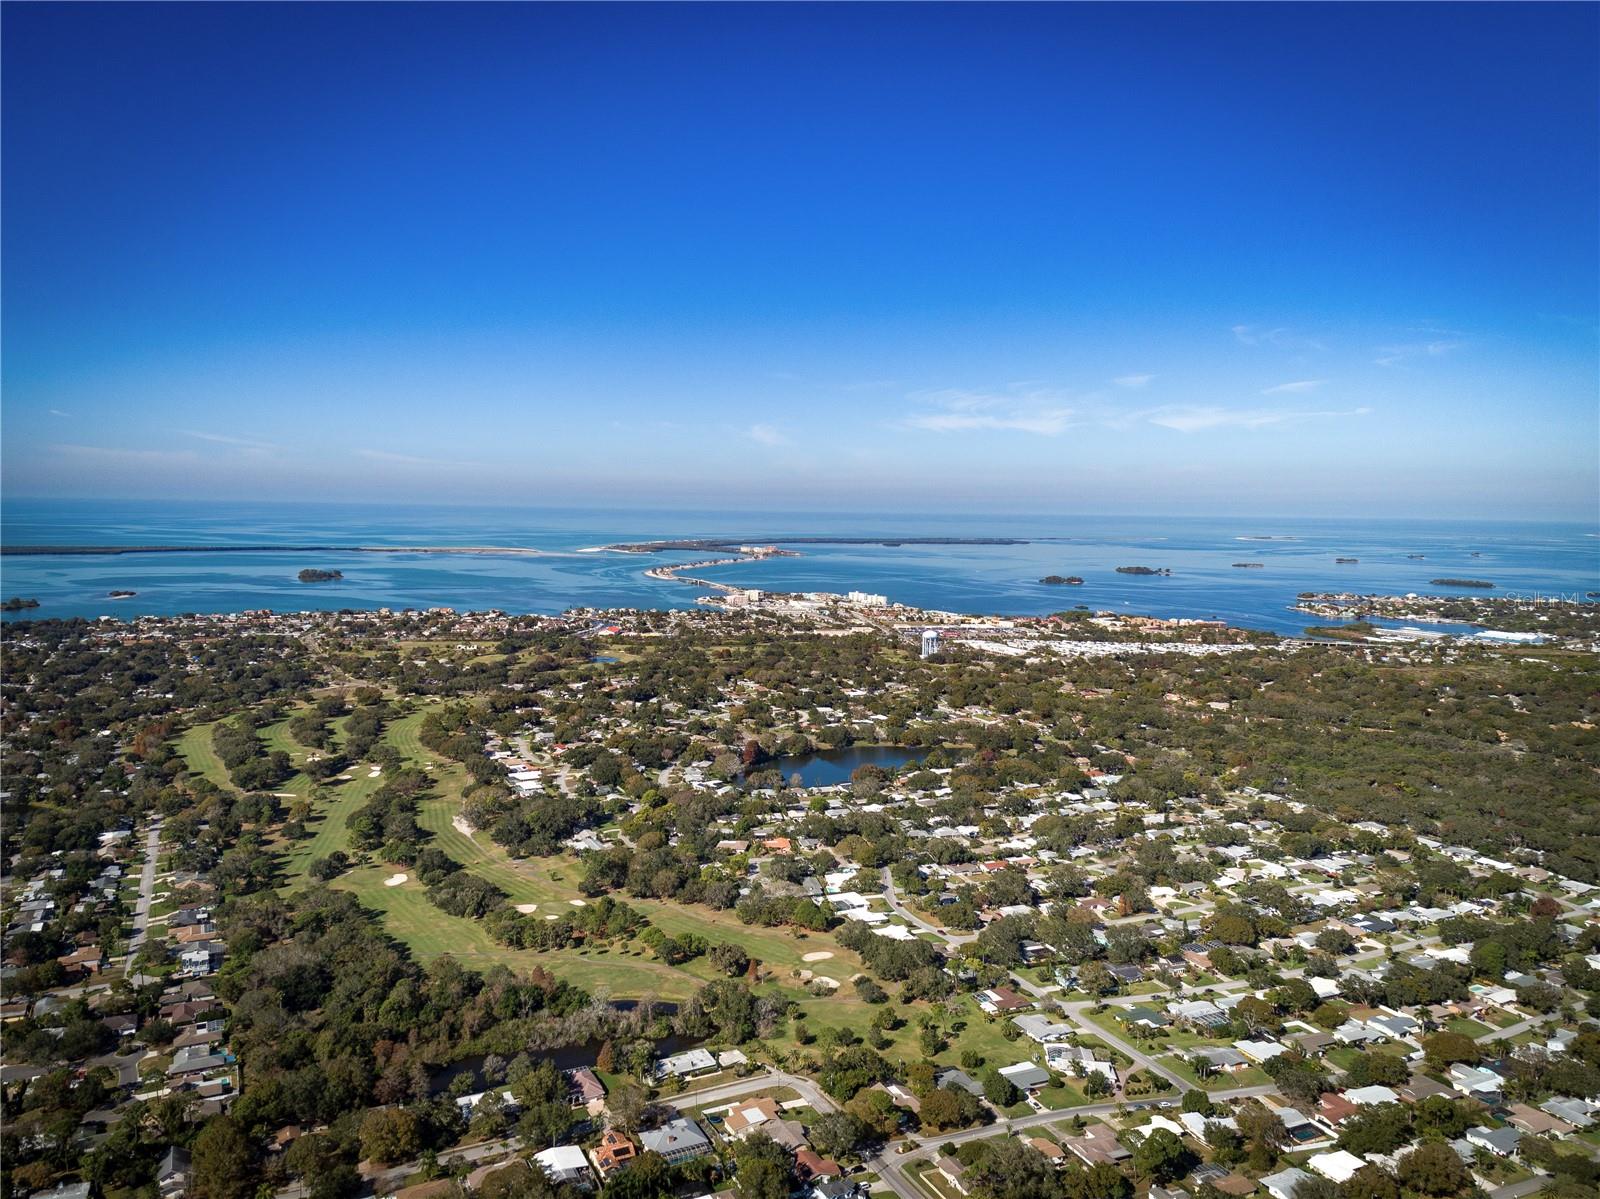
[1,597,40,611]
[107,590,137,599]
[1039,575,1084,585]
[1431,577,1495,588]
[298,568,344,583]
[1115,565,1170,576]
[1335,557,1359,564]
[1231,562,1264,569]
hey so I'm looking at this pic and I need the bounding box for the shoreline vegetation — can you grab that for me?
[602,535,1030,553]
[1430,577,1496,588]
[0,596,40,611]
[1293,590,1595,638]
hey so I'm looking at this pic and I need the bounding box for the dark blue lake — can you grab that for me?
[765,745,922,787]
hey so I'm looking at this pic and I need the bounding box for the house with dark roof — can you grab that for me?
[158,1145,192,1198]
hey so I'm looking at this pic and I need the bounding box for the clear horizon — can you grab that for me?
[4,494,1595,530]
[3,4,1597,522]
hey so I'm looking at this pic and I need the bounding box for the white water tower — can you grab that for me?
[920,628,940,659]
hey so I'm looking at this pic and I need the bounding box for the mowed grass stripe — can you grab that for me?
[278,772,384,885]
[278,706,420,885]
[175,723,238,792]
[417,797,585,906]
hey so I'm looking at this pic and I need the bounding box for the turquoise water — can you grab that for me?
[1,499,1595,636]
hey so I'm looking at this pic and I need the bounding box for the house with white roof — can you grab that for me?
[1344,1085,1400,1106]
[1308,1149,1366,1183]
[1234,1039,1289,1064]
[1260,1167,1314,1199]
[533,1145,595,1189]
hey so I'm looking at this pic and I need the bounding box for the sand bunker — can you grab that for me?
[452,815,475,838]
[801,951,834,962]
[383,873,408,887]
[514,903,539,914]
[811,976,839,989]
[569,899,587,907]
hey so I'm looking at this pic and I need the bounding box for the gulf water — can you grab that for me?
[2,499,1595,637]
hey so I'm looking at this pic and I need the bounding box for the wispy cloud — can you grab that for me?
[355,448,484,468]
[746,423,788,446]
[1232,324,1326,352]
[53,443,200,466]
[903,387,1075,436]
[180,429,279,451]
[1143,405,1371,433]
[48,408,71,418]
[1260,379,1328,395]
[1375,340,1461,367]
[1112,374,1154,389]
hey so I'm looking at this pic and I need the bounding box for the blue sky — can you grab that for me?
[3,3,1596,519]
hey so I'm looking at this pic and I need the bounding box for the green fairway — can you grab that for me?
[335,863,701,999]
[278,771,384,885]
[175,723,238,792]
[267,703,883,1008]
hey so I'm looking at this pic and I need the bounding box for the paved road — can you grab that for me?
[296,1070,847,1199]
[866,1083,1278,1197]
[879,870,975,946]
[285,1055,1282,1199]
[672,1069,840,1115]
[124,819,162,977]
[878,868,946,937]
[1476,1013,1554,1044]
[1489,1177,1548,1199]
[1057,1000,1190,1093]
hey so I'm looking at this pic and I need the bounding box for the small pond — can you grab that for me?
[762,744,923,788]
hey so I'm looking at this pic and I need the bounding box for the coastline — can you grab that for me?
[2,512,1593,636]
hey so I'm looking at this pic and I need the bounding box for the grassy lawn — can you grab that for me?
[1160,1053,1269,1092]
[175,723,238,792]
[1325,1046,1362,1072]
[335,862,702,998]
[266,708,864,1007]
[1033,1078,1100,1109]
[418,795,587,907]
[1446,1017,1494,1038]
[278,772,384,885]
[909,1163,964,1199]
[1082,1009,1200,1053]
[259,716,309,763]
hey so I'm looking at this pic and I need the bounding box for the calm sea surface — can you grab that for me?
[2,500,1595,637]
